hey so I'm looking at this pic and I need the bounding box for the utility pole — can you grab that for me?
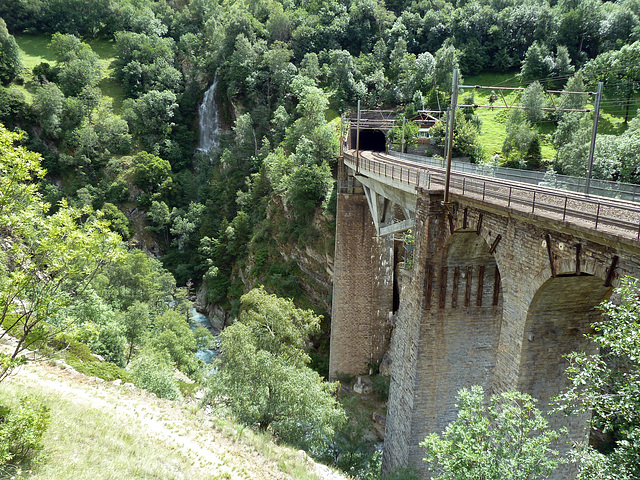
[401,117,406,153]
[585,82,603,195]
[339,113,344,157]
[356,99,361,174]
[444,68,459,205]
[442,108,449,169]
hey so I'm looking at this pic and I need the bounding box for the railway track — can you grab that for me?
[344,150,640,242]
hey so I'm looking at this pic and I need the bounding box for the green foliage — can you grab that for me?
[584,41,640,123]
[49,334,96,363]
[390,119,419,151]
[32,82,65,138]
[68,359,131,383]
[521,81,546,125]
[90,319,127,367]
[434,43,462,98]
[558,277,640,479]
[114,31,180,97]
[286,162,333,223]
[147,309,201,377]
[0,18,22,86]
[122,89,178,150]
[0,127,122,382]
[50,33,102,97]
[122,301,150,364]
[421,386,563,480]
[502,109,542,169]
[372,375,390,402]
[321,397,380,478]
[93,250,175,311]
[520,42,553,80]
[380,466,421,480]
[129,349,183,401]
[430,108,484,162]
[0,87,28,128]
[100,202,130,239]
[554,109,640,182]
[0,397,50,470]
[205,287,345,451]
[132,151,172,195]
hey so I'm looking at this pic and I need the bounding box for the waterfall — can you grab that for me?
[197,74,220,153]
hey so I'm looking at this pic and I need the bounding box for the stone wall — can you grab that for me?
[382,190,640,478]
[329,190,394,380]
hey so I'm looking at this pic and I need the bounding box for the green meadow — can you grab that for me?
[14,34,125,112]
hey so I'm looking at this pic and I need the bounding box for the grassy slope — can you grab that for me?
[2,360,329,480]
[463,72,558,164]
[14,34,125,112]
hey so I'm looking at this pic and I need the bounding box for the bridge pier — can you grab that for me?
[329,164,394,380]
[383,189,504,473]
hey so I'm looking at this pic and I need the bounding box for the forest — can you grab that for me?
[1,0,640,478]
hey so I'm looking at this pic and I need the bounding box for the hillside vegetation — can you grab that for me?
[1,354,339,480]
[1,0,640,478]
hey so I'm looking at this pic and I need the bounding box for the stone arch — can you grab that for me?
[518,274,612,478]
[444,230,503,310]
[425,231,503,406]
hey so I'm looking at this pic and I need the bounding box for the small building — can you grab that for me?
[411,111,442,145]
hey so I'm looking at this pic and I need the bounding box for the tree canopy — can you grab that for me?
[421,386,563,480]
[205,287,345,451]
[558,277,640,479]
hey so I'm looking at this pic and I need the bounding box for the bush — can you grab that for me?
[381,466,421,480]
[0,397,50,469]
[372,375,390,402]
[129,351,183,401]
[67,360,131,383]
[49,334,95,363]
[89,320,127,367]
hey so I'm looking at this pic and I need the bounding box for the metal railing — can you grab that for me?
[344,150,640,242]
[389,151,640,202]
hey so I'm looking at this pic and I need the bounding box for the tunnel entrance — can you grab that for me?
[349,129,387,151]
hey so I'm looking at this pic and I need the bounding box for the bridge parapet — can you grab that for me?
[344,149,640,246]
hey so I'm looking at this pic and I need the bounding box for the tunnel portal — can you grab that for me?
[349,128,387,152]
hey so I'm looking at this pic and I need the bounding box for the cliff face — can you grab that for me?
[199,195,336,322]
[275,225,335,314]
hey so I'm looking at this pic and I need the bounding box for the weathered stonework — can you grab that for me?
[378,189,640,479]
[329,189,394,380]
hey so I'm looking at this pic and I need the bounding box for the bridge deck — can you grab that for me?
[343,150,640,243]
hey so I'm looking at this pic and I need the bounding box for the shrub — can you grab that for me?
[129,350,183,401]
[372,375,390,402]
[67,360,131,383]
[49,334,96,363]
[0,398,50,469]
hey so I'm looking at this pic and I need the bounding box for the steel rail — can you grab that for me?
[343,150,640,242]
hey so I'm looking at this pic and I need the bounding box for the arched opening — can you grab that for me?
[518,274,612,477]
[421,231,503,429]
[349,128,387,151]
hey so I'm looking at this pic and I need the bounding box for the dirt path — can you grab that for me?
[5,358,349,480]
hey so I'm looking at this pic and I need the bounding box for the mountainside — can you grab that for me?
[1,343,347,480]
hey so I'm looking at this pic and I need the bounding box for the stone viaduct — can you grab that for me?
[329,146,640,478]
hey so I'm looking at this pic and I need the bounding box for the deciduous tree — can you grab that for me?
[0,17,22,86]
[558,277,640,479]
[0,127,121,381]
[205,287,345,451]
[421,386,563,480]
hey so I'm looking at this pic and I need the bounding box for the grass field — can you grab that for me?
[14,34,126,112]
[463,71,559,163]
